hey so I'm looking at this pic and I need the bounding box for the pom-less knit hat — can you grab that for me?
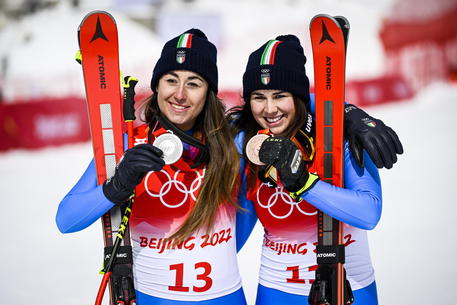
[242,35,310,103]
[151,28,218,93]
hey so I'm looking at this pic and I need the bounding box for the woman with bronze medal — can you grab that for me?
[229,35,403,305]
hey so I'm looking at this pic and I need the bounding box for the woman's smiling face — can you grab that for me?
[156,70,208,131]
[250,89,296,135]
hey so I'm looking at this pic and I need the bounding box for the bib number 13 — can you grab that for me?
[169,262,213,292]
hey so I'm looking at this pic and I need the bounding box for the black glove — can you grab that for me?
[259,137,319,198]
[258,165,278,188]
[344,104,404,169]
[103,144,165,205]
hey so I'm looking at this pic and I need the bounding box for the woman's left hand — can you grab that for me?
[344,103,403,169]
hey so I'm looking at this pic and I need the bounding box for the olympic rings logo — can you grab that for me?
[144,169,205,208]
[256,183,317,219]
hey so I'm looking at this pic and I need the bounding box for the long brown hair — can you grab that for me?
[228,94,308,187]
[142,90,240,242]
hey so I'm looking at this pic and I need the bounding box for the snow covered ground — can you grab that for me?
[365,83,457,305]
[2,0,457,304]
[1,83,456,305]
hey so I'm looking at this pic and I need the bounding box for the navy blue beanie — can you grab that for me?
[242,35,310,103]
[151,29,218,93]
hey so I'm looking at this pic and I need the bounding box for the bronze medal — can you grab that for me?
[246,134,269,165]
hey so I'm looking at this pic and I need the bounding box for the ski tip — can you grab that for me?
[77,10,118,47]
[78,10,117,28]
[334,15,350,30]
[309,14,339,29]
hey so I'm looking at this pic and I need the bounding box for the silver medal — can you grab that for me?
[153,133,183,164]
[246,134,270,165]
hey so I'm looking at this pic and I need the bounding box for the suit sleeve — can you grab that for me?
[234,131,258,252]
[55,159,115,233]
[300,142,382,230]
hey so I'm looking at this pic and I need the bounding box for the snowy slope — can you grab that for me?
[367,83,457,305]
[2,84,456,305]
[0,0,391,101]
[0,2,163,101]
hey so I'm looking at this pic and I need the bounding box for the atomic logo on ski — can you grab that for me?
[90,16,109,43]
[326,56,333,89]
[319,20,335,44]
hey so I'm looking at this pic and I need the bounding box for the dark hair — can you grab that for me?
[228,93,308,187]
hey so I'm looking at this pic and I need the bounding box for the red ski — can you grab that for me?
[79,11,124,183]
[309,15,353,305]
[78,11,136,305]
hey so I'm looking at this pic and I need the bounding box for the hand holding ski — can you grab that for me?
[103,144,165,205]
[78,11,137,305]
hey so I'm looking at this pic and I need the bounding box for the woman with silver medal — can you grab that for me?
[56,29,248,305]
[229,35,403,305]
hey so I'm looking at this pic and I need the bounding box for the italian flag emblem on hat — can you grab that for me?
[260,40,282,85]
[365,120,377,127]
[176,33,193,64]
[261,70,270,85]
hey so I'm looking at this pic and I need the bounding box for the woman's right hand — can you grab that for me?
[259,137,319,198]
[103,144,165,205]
